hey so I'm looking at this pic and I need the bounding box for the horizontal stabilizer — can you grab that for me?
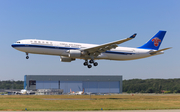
[150,47,172,55]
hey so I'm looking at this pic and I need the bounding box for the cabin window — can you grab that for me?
[34,41,37,43]
[16,42,20,43]
[38,41,41,43]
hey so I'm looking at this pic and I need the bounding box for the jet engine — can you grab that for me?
[60,56,75,62]
[68,50,82,58]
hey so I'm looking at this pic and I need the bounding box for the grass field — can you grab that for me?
[0,94,180,111]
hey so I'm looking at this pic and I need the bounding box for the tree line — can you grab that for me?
[1,79,180,93]
[123,79,180,93]
[0,80,23,89]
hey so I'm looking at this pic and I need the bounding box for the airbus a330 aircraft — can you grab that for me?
[12,31,171,68]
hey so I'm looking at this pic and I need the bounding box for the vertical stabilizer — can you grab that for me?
[138,31,166,50]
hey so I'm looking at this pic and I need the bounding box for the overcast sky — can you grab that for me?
[0,0,179,80]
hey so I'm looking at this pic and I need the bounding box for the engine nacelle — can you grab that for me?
[68,50,82,58]
[60,56,75,62]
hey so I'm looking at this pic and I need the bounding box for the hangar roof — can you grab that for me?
[25,75,122,81]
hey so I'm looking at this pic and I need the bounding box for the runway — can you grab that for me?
[1,110,180,112]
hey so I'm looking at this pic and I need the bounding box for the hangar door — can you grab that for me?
[83,81,120,93]
[36,81,120,93]
[36,81,59,89]
[60,81,83,93]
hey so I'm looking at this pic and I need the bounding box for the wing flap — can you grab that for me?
[81,33,137,55]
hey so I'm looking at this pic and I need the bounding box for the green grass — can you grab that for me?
[0,94,180,111]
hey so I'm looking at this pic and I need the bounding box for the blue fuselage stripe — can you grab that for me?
[105,51,134,55]
[12,44,80,50]
[12,44,135,55]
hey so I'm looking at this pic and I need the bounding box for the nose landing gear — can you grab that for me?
[26,53,29,59]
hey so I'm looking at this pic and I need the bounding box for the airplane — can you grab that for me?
[11,30,171,68]
[4,89,35,95]
[69,88,84,95]
[19,89,35,95]
[75,91,84,95]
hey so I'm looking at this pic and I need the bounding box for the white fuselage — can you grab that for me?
[11,39,163,61]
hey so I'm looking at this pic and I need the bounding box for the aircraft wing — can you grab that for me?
[81,33,137,56]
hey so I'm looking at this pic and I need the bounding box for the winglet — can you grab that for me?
[130,33,137,38]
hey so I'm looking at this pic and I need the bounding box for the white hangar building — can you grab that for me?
[24,75,122,94]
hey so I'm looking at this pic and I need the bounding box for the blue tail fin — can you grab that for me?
[138,31,166,50]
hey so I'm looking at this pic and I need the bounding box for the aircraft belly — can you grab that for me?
[105,53,135,60]
[15,47,64,56]
[103,53,150,61]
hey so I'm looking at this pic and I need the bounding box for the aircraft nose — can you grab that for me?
[11,44,16,48]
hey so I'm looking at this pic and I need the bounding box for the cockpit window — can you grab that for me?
[16,42,20,43]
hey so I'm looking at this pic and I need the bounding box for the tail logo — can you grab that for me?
[152,37,161,47]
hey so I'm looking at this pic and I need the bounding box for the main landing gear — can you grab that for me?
[83,59,98,68]
[26,53,29,59]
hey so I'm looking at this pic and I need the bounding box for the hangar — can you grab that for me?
[24,75,122,94]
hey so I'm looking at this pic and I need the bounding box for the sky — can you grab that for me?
[0,0,179,81]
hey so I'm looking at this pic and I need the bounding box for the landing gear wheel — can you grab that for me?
[93,62,98,66]
[26,53,29,59]
[89,60,94,63]
[83,62,88,66]
[26,56,29,59]
[87,65,92,68]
